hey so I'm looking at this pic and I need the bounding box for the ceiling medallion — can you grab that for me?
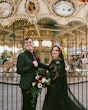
[53,1,75,17]
[25,0,39,15]
[0,1,14,18]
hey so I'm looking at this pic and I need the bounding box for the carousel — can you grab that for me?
[0,0,88,84]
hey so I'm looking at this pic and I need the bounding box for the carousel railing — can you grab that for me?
[0,69,88,110]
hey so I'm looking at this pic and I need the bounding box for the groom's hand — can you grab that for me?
[33,60,38,67]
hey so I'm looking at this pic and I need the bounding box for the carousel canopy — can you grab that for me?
[0,0,87,51]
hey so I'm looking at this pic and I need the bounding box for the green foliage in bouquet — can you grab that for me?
[30,86,42,108]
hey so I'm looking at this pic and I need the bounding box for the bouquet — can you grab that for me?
[30,69,51,108]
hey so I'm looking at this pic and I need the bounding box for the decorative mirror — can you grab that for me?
[0,1,14,18]
[53,1,75,17]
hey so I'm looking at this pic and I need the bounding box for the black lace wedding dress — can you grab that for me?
[42,54,86,110]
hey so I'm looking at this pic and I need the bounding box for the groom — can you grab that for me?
[16,37,49,110]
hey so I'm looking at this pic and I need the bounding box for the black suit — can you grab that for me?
[16,50,49,110]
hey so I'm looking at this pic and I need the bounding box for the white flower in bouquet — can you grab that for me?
[48,78,51,82]
[45,78,51,85]
[41,77,46,83]
[32,82,36,87]
[35,74,40,80]
[38,83,42,88]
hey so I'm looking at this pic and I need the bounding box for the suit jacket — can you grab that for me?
[16,50,49,90]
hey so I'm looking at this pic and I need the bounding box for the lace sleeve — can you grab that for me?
[49,59,62,81]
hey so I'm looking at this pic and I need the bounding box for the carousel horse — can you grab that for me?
[3,55,17,76]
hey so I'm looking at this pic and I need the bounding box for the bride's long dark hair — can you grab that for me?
[51,45,67,91]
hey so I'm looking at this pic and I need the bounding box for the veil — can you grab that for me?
[60,51,85,109]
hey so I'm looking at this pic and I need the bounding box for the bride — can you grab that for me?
[42,45,86,110]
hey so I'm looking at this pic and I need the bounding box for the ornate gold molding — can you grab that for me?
[0,0,87,27]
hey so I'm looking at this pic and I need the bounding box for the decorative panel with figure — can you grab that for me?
[25,0,39,14]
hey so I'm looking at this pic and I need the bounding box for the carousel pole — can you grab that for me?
[22,21,25,50]
[74,31,77,56]
[2,29,5,58]
[12,23,15,56]
[67,34,69,60]
[85,13,88,109]
[85,16,88,58]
